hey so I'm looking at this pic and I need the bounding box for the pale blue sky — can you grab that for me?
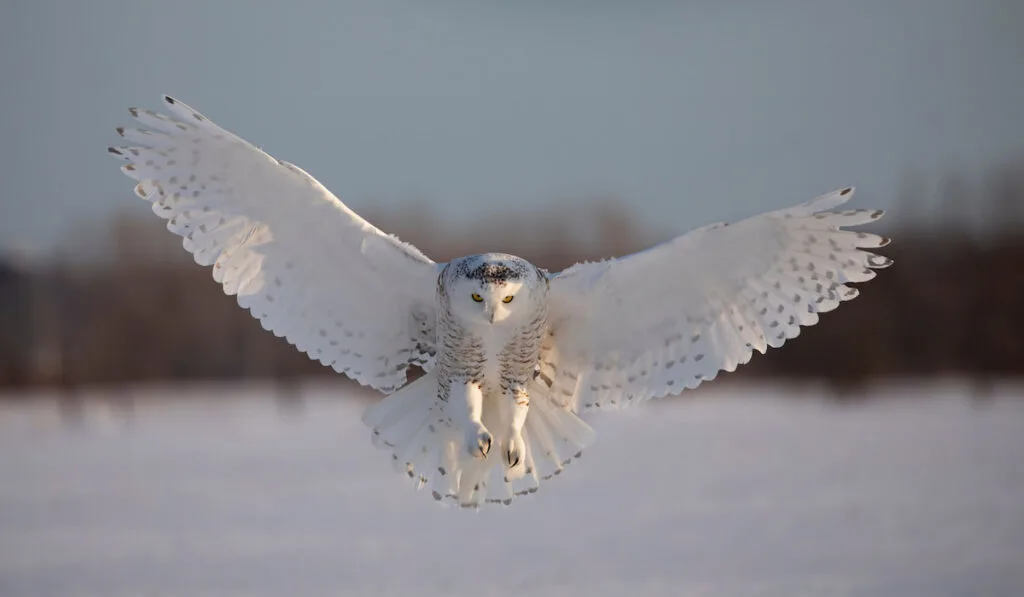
[2,0,1022,258]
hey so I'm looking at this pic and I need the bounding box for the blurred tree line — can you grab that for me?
[1,164,1022,394]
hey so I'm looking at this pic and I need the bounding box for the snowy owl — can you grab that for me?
[109,96,892,508]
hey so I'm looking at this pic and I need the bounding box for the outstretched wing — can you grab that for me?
[540,188,891,410]
[109,96,440,393]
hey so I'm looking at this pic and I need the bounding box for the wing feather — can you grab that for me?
[543,188,891,410]
[110,96,440,392]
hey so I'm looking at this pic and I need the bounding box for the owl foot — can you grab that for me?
[505,446,521,468]
[466,425,492,459]
[505,435,523,468]
[503,433,527,481]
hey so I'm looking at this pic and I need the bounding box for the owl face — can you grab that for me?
[446,255,538,326]
[449,277,527,325]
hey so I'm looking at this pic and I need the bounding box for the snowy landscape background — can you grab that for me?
[2,381,1023,597]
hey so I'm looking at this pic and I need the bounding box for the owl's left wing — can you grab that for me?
[109,96,441,393]
[540,188,891,411]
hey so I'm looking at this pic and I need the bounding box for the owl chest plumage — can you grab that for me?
[434,291,548,401]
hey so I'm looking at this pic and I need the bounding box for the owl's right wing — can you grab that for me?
[109,96,441,393]
[541,188,891,410]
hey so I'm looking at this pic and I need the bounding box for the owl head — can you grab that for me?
[445,254,544,326]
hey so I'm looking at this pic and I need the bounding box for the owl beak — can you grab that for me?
[487,310,496,324]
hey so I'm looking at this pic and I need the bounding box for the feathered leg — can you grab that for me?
[503,384,529,480]
[449,380,492,459]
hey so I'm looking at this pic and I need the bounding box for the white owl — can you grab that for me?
[110,96,892,508]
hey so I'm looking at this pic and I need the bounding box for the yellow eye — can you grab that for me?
[502,295,514,304]
[471,293,483,303]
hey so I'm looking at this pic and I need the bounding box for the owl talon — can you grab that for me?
[467,427,492,459]
[505,433,525,468]
[506,446,521,468]
[503,434,527,480]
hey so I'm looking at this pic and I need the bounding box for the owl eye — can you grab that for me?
[471,293,483,303]
[502,295,514,304]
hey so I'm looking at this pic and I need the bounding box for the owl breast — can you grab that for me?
[434,300,547,400]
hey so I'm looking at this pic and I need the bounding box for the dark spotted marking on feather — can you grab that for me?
[447,253,542,286]
[465,262,523,283]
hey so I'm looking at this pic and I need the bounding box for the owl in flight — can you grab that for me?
[109,96,891,508]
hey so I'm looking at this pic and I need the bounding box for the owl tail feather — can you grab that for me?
[362,371,462,502]
[362,373,595,508]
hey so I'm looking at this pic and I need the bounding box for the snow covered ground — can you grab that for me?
[1,381,1022,597]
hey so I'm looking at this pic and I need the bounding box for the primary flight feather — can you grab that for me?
[110,96,892,508]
